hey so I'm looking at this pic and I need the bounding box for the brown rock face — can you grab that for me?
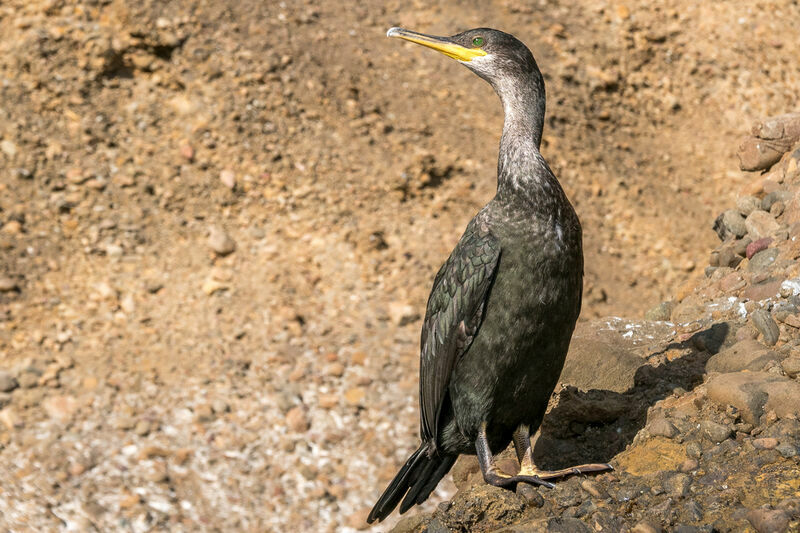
[706,372,800,424]
[705,339,781,373]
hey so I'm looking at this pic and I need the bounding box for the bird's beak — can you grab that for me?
[387,27,487,62]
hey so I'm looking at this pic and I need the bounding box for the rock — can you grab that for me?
[746,508,790,533]
[388,302,419,326]
[746,211,781,241]
[753,437,779,450]
[451,456,481,490]
[746,238,773,259]
[749,248,780,272]
[632,521,662,533]
[706,371,800,424]
[648,418,678,438]
[738,112,800,171]
[700,420,732,443]
[42,395,78,423]
[516,483,544,507]
[285,406,310,432]
[717,244,743,268]
[0,407,22,430]
[664,472,691,497]
[324,362,345,377]
[706,339,780,372]
[390,513,428,533]
[545,517,592,533]
[207,225,236,256]
[742,279,782,301]
[0,277,18,292]
[194,404,214,422]
[579,479,607,499]
[344,387,366,406]
[751,309,780,346]
[737,195,762,216]
[560,324,649,393]
[0,371,18,393]
[645,301,673,321]
[220,169,236,189]
[780,356,800,377]
[714,209,747,240]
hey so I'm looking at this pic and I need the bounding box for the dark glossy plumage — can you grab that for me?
[369,27,586,523]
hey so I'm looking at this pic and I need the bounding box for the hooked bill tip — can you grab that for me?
[386,27,403,38]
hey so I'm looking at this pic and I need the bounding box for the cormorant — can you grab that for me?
[368,28,612,523]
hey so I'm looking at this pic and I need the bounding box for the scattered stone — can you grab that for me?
[194,404,214,423]
[737,195,762,216]
[648,418,678,439]
[780,356,800,377]
[753,437,779,450]
[579,479,607,499]
[746,211,781,241]
[285,406,309,432]
[344,387,366,406]
[706,371,800,423]
[42,395,78,423]
[516,483,545,507]
[664,472,692,497]
[751,309,780,346]
[0,372,18,393]
[0,277,18,292]
[746,507,790,533]
[632,521,662,533]
[714,209,747,240]
[706,339,779,372]
[749,248,780,272]
[208,225,236,256]
[700,420,732,443]
[220,169,236,189]
[746,238,773,259]
[645,301,674,321]
[0,407,22,430]
[387,302,419,326]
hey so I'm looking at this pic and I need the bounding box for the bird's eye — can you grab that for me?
[472,37,485,47]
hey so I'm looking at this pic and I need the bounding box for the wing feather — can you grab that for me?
[418,224,501,443]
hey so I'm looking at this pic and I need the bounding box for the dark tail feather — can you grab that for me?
[400,453,457,514]
[367,444,456,523]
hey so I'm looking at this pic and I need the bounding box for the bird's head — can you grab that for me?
[386,27,538,87]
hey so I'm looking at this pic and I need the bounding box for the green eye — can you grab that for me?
[472,37,485,47]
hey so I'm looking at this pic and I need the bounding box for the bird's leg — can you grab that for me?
[475,422,554,488]
[512,424,613,481]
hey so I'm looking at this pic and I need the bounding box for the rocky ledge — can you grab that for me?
[390,119,800,533]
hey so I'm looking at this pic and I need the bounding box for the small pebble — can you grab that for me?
[0,277,18,292]
[753,437,779,450]
[0,371,18,393]
[517,483,545,507]
[648,418,678,439]
[751,309,780,346]
[208,225,236,256]
[285,406,310,432]
[701,420,732,443]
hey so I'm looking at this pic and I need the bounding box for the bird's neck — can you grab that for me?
[494,71,549,193]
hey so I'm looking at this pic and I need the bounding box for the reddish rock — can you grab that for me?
[746,237,773,259]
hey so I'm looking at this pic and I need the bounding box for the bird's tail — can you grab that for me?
[367,443,457,523]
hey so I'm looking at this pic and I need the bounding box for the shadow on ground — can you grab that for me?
[534,323,731,470]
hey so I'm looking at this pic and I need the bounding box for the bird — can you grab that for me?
[367,28,612,524]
